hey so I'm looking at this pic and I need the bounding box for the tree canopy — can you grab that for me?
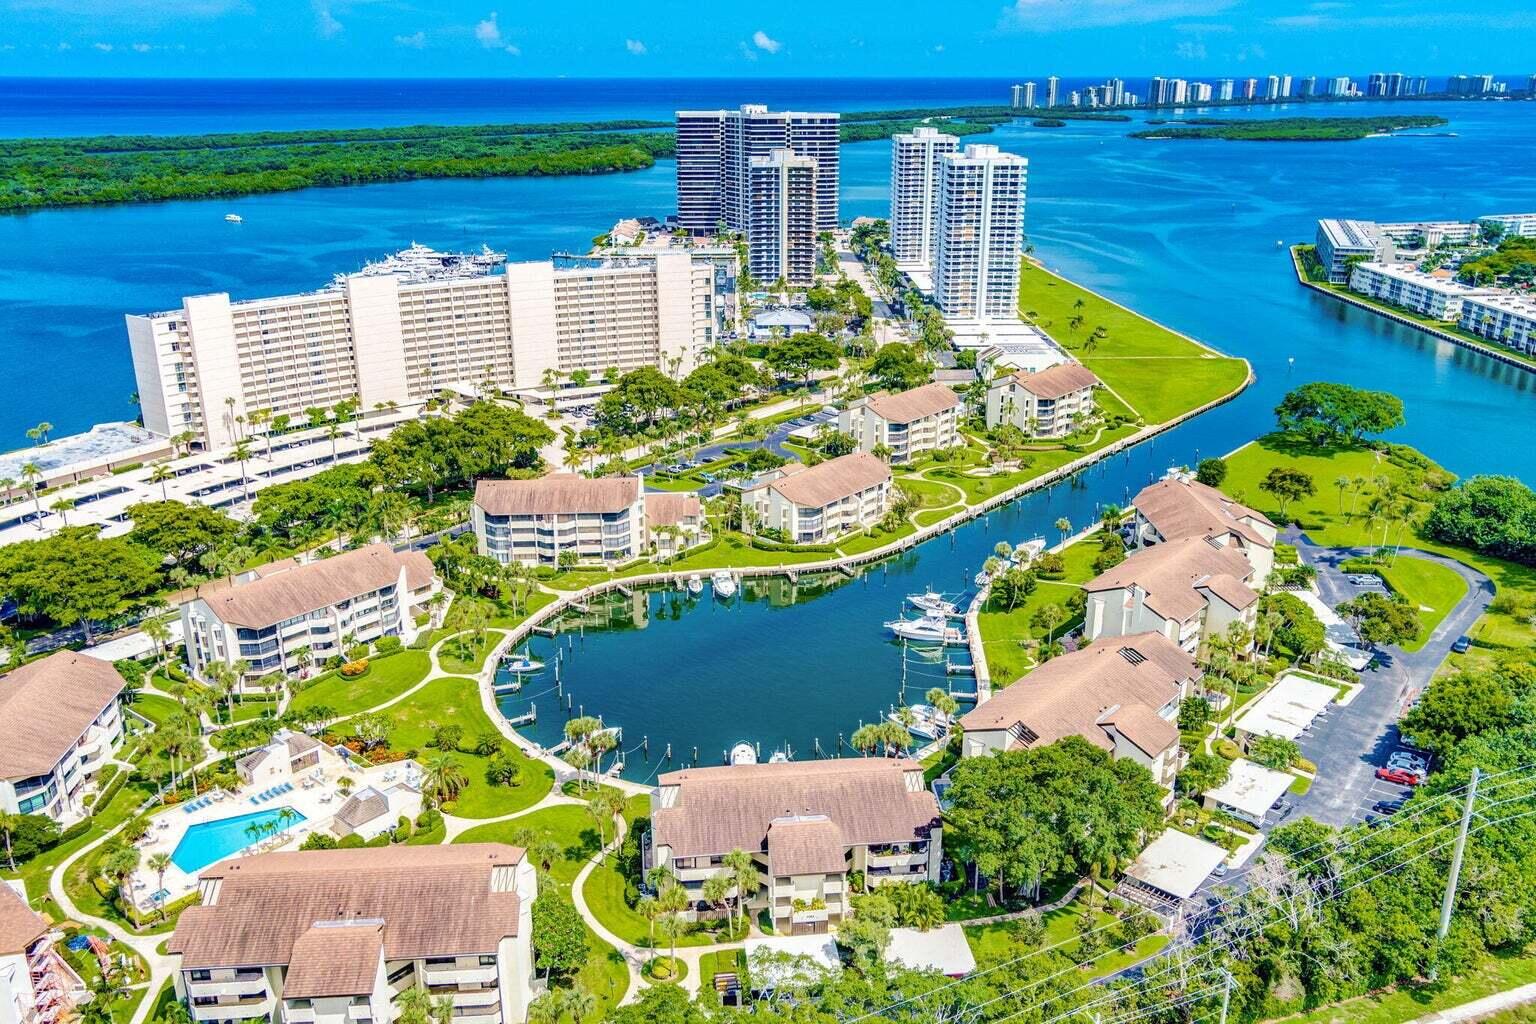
[867,342,932,393]
[1424,475,1536,567]
[1274,382,1405,445]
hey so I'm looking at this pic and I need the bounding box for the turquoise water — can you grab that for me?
[171,806,306,874]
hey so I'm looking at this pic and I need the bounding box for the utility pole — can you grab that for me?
[1438,766,1480,939]
[1219,968,1235,1024]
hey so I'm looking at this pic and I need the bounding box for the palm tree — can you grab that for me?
[26,422,53,446]
[231,439,254,504]
[658,881,689,962]
[326,422,344,464]
[723,847,758,933]
[0,813,22,871]
[150,462,175,500]
[850,724,881,757]
[146,852,172,919]
[702,872,731,925]
[1054,516,1072,544]
[636,894,661,958]
[20,461,44,527]
[50,497,74,526]
[421,754,468,807]
[561,990,595,1023]
[144,616,172,676]
[586,788,624,863]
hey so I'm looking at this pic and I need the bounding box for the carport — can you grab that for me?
[1202,759,1295,826]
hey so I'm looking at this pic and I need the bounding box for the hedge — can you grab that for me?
[749,536,838,554]
[1214,739,1241,760]
[90,766,133,814]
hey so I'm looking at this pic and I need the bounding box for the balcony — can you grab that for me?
[187,978,269,1000]
[190,996,272,1021]
[427,987,500,1008]
[423,965,497,987]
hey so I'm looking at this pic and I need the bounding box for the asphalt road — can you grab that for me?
[636,408,837,497]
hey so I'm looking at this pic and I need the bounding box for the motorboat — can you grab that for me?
[768,749,791,763]
[1012,538,1048,566]
[687,574,703,595]
[501,654,544,674]
[713,569,737,598]
[907,590,960,617]
[888,704,949,741]
[884,612,966,645]
[973,570,993,587]
[224,213,242,223]
[730,742,757,765]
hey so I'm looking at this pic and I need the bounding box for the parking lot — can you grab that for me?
[636,407,838,496]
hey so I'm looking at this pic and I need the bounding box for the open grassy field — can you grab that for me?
[581,795,716,950]
[964,891,1169,978]
[1019,261,1250,423]
[454,804,603,884]
[289,650,432,717]
[1376,556,1468,652]
[977,538,1104,685]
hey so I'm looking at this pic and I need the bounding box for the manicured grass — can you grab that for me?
[334,675,554,818]
[1375,556,1468,652]
[925,424,1142,507]
[1018,261,1249,423]
[289,650,432,717]
[643,955,689,984]
[699,949,746,987]
[837,521,917,555]
[977,538,1103,686]
[489,590,558,628]
[127,693,182,728]
[575,921,630,1021]
[964,894,1169,978]
[668,533,834,570]
[1264,948,1536,1024]
[437,630,506,675]
[897,476,967,509]
[916,505,964,528]
[2,776,157,916]
[582,795,714,949]
[453,805,603,884]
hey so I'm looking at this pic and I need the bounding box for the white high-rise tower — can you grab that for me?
[748,149,818,288]
[933,144,1028,323]
[889,126,959,273]
[674,105,839,234]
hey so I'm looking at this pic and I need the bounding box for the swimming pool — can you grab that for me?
[171,806,307,875]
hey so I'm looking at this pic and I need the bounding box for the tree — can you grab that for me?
[0,529,159,642]
[1195,457,1228,487]
[1424,475,1536,567]
[766,332,841,392]
[0,813,59,869]
[1259,465,1316,518]
[1032,603,1066,644]
[1274,382,1405,445]
[723,847,758,933]
[1054,516,1072,543]
[1248,735,1300,771]
[126,500,240,575]
[1337,591,1420,648]
[1177,751,1231,796]
[587,787,625,863]
[868,342,933,392]
[1402,668,1519,754]
[147,852,173,919]
[532,889,589,980]
[420,754,469,807]
[593,366,684,435]
[991,567,1038,611]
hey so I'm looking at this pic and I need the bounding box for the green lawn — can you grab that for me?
[453,805,604,884]
[699,949,746,987]
[1019,261,1250,423]
[581,795,714,950]
[289,650,432,717]
[489,590,558,628]
[897,476,968,509]
[668,533,835,570]
[334,675,554,817]
[1375,556,1468,652]
[2,776,157,915]
[437,630,506,675]
[1264,948,1536,1024]
[977,538,1103,686]
[127,693,182,728]
[916,506,965,528]
[926,424,1142,508]
[964,893,1169,978]
[837,521,917,555]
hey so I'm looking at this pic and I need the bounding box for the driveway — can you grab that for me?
[1281,529,1493,827]
[636,407,837,497]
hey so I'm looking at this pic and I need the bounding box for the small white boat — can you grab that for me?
[1012,538,1048,566]
[907,590,960,617]
[888,704,948,741]
[713,569,737,598]
[502,655,544,674]
[973,571,992,587]
[884,612,966,645]
[224,213,243,223]
[687,574,703,595]
[730,742,758,765]
[768,749,791,763]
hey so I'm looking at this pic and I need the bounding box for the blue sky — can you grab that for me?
[0,0,1531,77]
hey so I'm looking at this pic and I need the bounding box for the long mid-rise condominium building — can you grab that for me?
[748,148,819,287]
[674,104,840,234]
[933,144,1029,322]
[889,126,959,272]
[127,250,735,448]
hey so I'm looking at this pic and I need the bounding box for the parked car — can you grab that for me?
[1451,635,1472,653]
[1376,766,1424,786]
[1389,751,1429,772]
[1373,800,1405,815]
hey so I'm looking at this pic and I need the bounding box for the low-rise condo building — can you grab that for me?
[1375,220,1481,247]
[959,632,1197,798]
[838,382,961,463]
[1084,537,1259,654]
[1315,219,1391,283]
[985,363,1100,438]
[0,884,88,1024]
[646,759,942,935]
[643,493,708,559]
[166,845,537,1024]
[739,452,892,544]
[181,544,437,686]
[1129,473,1277,584]
[127,249,735,448]
[1459,293,1536,355]
[1480,212,1536,238]
[0,652,125,824]
[1347,262,1489,321]
[472,476,646,566]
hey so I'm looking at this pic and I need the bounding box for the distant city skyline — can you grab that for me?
[0,0,1532,78]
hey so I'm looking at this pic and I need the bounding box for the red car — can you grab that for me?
[1377,766,1423,786]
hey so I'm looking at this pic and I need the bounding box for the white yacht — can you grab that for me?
[884,612,966,645]
[730,742,758,765]
[712,569,737,598]
[502,655,544,674]
[768,749,791,764]
[1012,538,1048,566]
[686,574,703,595]
[224,213,243,223]
[907,590,960,617]
[888,704,949,741]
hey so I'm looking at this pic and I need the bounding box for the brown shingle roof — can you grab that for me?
[1200,573,1260,611]
[0,651,124,779]
[1084,538,1256,622]
[201,544,432,630]
[644,492,703,527]
[0,884,49,956]
[167,844,525,969]
[1100,703,1182,758]
[862,383,961,424]
[332,788,389,836]
[1010,363,1100,400]
[652,759,939,860]
[764,452,891,509]
[767,818,849,876]
[282,923,383,998]
[475,475,641,516]
[959,632,1194,758]
[285,733,323,758]
[1133,478,1275,551]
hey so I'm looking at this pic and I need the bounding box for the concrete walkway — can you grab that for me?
[1405,980,1536,1024]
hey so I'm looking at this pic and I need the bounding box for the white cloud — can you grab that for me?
[1002,0,1235,31]
[57,40,71,49]
[1175,40,1206,60]
[737,40,757,61]
[394,30,426,48]
[1268,14,1322,27]
[474,11,519,53]
[92,41,112,51]
[131,41,152,51]
[313,2,342,38]
[751,29,780,53]
[624,38,646,55]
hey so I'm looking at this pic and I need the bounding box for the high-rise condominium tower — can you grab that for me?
[933,144,1028,323]
[747,149,818,287]
[890,126,960,273]
[674,104,839,234]
[1045,76,1060,108]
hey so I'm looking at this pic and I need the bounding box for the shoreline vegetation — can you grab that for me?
[1131,114,1450,141]
[0,104,1020,211]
